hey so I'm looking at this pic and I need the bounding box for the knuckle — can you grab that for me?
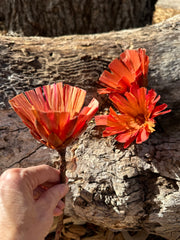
[19,168,31,180]
[0,168,22,188]
[20,168,37,188]
[0,168,21,181]
[42,164,51,171]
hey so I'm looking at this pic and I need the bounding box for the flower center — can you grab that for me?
[134,114,155,132]
[135,114,146,125]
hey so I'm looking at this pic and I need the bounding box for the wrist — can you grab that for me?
[0,221,44,240]
[0,224,17,240]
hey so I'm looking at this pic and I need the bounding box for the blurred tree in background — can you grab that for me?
[0,0,157,36]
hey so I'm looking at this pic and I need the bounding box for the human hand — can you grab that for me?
[0,165,69,240]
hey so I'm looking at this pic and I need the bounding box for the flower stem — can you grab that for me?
[55,148,66,240]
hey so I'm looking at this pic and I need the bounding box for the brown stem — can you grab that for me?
[55,148,66,240]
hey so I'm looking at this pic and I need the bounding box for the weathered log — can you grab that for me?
[0,15,180,239]
[0,0,157,36]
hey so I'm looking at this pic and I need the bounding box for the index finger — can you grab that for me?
[20,164,61,189]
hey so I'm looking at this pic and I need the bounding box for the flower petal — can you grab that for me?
[115,131,133,143]
[109,58,134,82]
[98,48,149,95]
[48,132,63,149]
[123,135,137,148]
[136,127,150,144]
[72,98,99,138]
[151,104,171,118]
[95,115,108,126]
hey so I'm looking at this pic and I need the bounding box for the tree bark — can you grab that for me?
[0,0,157,36]
[0,15,179,239]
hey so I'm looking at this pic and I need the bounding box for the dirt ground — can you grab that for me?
[153,6,180,24]
[45,222,167,240]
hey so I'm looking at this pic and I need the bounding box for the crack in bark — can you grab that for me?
[7,127,27,132]
[7,144,43,168]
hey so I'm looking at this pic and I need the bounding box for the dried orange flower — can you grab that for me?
[98,48,149,95]
[95,85,171,148]
[9,82,99,151]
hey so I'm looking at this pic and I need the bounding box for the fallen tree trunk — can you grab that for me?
[0,15,180,239]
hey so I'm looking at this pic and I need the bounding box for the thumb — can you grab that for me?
[36,184,69,212]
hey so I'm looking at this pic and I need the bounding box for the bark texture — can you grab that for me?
[0,0,157,36]
[0,15,180,239]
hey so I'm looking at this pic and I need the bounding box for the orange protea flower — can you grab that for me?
[98,48,149,95]
[9,82,99,151]
[95,86,171,148]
